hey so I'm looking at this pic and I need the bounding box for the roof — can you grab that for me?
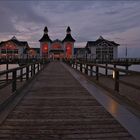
[67,26,71,32]
[62,34,75,42]
[39,34,52,42]
[0,36,30,48]
[44,26,48,33]
[52,39,62,43]
[86,36,119,47]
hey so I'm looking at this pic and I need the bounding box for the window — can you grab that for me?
[1,49,6,54]
[14,49,18,54]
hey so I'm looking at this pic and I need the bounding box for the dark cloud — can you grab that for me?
[0,1,49,33]
[0,0,140,57]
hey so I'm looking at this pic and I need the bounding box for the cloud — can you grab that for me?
[0,0,140,57]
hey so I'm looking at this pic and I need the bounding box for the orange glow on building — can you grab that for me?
[66,43,72,58]
[52,43,61,49]
[28,49,36,57]
[39,26,75,60]
[42,44,48,53]
[0,42,19,58]
[2,42,17,50]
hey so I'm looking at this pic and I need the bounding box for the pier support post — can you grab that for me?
[80,63,82,72]
[6,63,9,82]
[26,66,29,81]
[105,64,108,76]
[33,64,36,75]
[125,65,129,75]
[37,63,40,72]
[85,64,88,75]
[75,62,77,69]
[20,68,23,82]
[114,70,119,92]
[31,65,33,77]
[96,66,99,80]
[12,70,17,92]
[90,65,93,76]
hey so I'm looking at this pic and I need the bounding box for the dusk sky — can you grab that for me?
[0,0,140,57]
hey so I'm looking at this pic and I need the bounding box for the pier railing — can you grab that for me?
[0,61,48,93]
[64,59,140,92]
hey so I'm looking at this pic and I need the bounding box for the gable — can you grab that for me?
[96,40,114,47]
[1,41,18,49]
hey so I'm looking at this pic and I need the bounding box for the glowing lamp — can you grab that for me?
[42,44,48,53]
[44,47,48,50]
[113,70,115,79]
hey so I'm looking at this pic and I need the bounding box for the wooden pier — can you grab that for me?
[0,62,136,139]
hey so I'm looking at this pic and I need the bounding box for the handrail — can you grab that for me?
[76,61,140,75]
[64,59,140,92]
[0,60,49,92]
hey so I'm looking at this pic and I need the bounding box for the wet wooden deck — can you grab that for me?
[0,62,135,139]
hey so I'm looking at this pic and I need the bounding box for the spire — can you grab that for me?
[99,36,103,39]
[44,26,48,34]
[11,36,17,40]
[39,26,52,42]
[62,26,75,42]
[66,26,71,34]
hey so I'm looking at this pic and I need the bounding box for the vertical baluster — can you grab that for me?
[26,66,29,81]
[114,70,119,92]
[6,63,8,82]
[90,65,93,76]
[12,70,17,92]
[33,64,36,75]
[37,63,40,72]
[20,68,23,82]
[105,63,108,76]
[96,65,99,80]
[80,63,82,72]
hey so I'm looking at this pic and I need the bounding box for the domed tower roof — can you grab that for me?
[44,26,48,34]
[62,26,75,42]
[39,26,52,42]
[66,26,71,33]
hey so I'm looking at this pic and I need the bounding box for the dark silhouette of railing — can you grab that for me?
[0,61,48,92]
[64,59,140,92]
[75,58,140,65]
[0,58,41,65]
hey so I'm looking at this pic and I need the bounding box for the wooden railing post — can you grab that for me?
[20,68,23,82]
[90,65,93,76]
[85,64,88,75]
[75,62,77,69]
[114,70,119,92]
[31,65,33,77]
[105,63,108,76]
[33,64,36,75]
[6,63,9,82]
[26,66,29,81]
[37,63,40,72]
[96,65,99,80]
[80,63,82,72]
[12,70,17,92]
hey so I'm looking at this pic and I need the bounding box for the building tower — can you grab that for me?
[62,26,75,59]
[39,26,52,59]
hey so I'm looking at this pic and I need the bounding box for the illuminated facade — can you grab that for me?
[86,36,119,60]
[0,36,30,59]
[39,26,75,60]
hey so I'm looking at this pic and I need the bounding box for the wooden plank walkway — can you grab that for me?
[0,62,135,140]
